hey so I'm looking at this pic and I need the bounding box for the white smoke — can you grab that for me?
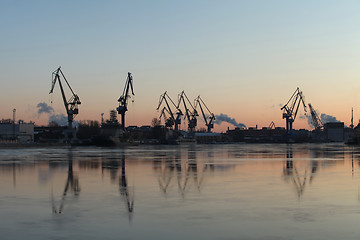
[36,102,54,116]
[298,114,316,127]
[305,112,339,128]
[48,114,68,126]
[320,113,339,124]
[306,115,315,128]
[48,114,79,127]
[215,113,246,128]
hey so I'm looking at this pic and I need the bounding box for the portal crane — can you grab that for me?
[177,91,198,133]
[49,67,81,140]
[308,103,323,130]
[268,121,276,129]
[117,72,135,131]
[156,91,182,131]
[281,87,307,133]
[159,107,174,128]
[194,95,215,132]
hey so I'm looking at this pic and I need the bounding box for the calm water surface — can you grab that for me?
[1,143,360,239]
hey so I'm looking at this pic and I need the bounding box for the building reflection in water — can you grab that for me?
[101,150,134,221]
[52,148,80,214]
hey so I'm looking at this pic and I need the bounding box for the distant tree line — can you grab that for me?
[77,120,100,139]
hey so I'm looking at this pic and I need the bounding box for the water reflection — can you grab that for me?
[119,152,134,220]
[283,145,308,198]
[153,145,215,198]
[101,150,134,221]
[51,149,80,214]
[281,144,350,199]
[3,144,360,239]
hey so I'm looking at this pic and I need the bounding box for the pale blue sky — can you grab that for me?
[1,0,359,130]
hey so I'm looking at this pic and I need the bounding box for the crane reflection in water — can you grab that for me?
[153,145,215,198]
[119,151,134,219]
[101,150,134,221]
[283,145,320,199]
[51,149,80,214]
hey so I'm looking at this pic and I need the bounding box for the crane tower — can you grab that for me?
[117,72,135,131]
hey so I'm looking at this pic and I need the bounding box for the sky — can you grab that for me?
[0,0,359,132]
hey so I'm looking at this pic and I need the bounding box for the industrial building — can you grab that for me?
[324,122,344,142]
[0,122,34,143]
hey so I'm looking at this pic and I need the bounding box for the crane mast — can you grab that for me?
[49,67,81,140]
[156,92,182,131]
[194,95,215,132]
[308,103,323,130]
[117,72,135,131]
[177,91,198,133]
[281,87,307,133]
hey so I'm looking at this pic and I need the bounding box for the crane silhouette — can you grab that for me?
[49,67,81,141]
[117,72,135,131]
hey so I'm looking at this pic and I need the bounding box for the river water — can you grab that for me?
[1,143,360,239]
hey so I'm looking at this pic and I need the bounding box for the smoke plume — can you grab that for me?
[320,113,339,124]
[48,114,68,126]
[306,115,315,128]
[37,102,54,115]
[305,112,339,128]
[215,113,246,128]
[48,114,79,127]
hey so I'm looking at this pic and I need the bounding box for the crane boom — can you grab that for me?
[159,107,176,128]
[49,67,81,140]
[281,87,307,133]
[308,103,323,130]
[194,96,215,132]
[156,92,182,130]
[117,72,135,131]
[177,91,198,132]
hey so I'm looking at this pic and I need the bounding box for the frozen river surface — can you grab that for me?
[1,143,360,239]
